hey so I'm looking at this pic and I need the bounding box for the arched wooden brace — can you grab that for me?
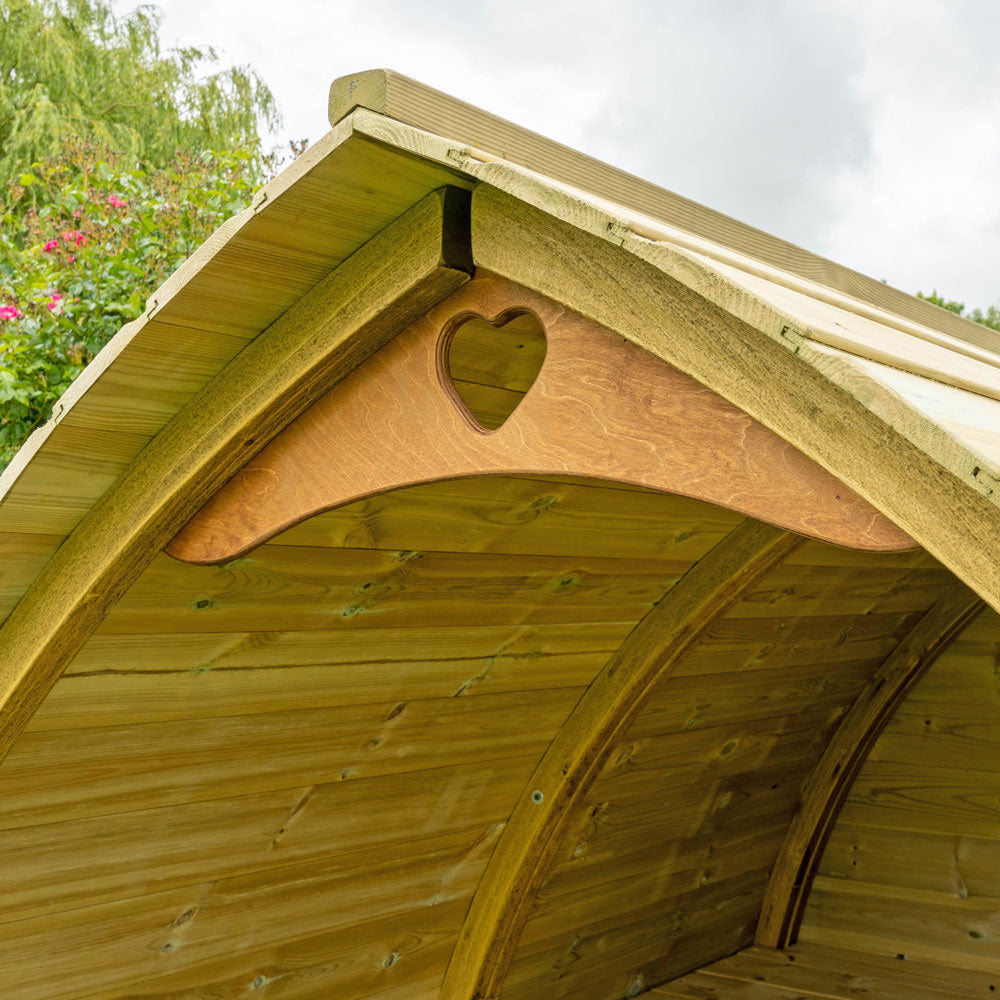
[756,581,984,949]
[468,183,1000,613]
[0,188,473,764]
[438,519,803,1000]
[167,273,913,564]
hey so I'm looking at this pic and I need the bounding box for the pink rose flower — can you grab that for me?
[67,255,75,263]
[50,293,62,301]
[46,302,57,311]
[107,194,127,208]
[0,305,19,320]
[73,210,82,218]
[43,239,58,252]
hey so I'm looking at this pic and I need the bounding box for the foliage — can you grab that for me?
[0,0,280,186]
[917,290,1000,333]
[0,0,284,470]
[0,141,260,467]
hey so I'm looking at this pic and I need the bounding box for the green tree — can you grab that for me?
[917,290,1000,333]
[0,0,283,469]
[0,0,280,186]
[0,143,261,467]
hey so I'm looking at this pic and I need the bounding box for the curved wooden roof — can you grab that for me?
[0,70,998,998]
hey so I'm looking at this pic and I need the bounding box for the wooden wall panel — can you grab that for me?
[655,941,1000,998]
[0,478,723,999]
[497,551,955,999]
[0,470,968,998]
[800,605,1000,972]
[272,475,741,562]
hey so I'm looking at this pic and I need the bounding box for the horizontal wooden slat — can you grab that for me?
[0,755,535,926]
[800,606,1000,974]
[655,942,999,998]
[29,621,626,730]
[272,475,741,561]
[0,827,492,1000]
[1,688,581,830]
[101,546,686,634]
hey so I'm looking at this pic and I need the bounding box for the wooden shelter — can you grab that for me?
[1,70,999,998]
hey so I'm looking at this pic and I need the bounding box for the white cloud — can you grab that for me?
[821,0,1000,307]
[135,0,999,308]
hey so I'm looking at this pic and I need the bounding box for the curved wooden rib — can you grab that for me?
[468,183,1000,614]
[756,581,984,949]
[439,519,803,1000]
[0,188,472,763]
[168,273,913,563]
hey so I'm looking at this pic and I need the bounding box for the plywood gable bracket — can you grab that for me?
[168,272,914,565]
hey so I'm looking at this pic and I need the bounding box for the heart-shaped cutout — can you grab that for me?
[441,310,547,431]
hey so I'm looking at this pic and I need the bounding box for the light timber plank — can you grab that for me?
[0,533,64,624]
[0,687,579,831]
[655,942,999,998]
[329,70,1000,360]
[799,606,1000,974]
[270,475,742,562]
[818,823,1000,897]
[801,877,1000,973]
[730,565,949,618]
[0,755,536,926]
[671,610,919,677]
[502,870,767,1000]
[101,545,685,634]
[0,827,492,1000]
[29,622,626,730]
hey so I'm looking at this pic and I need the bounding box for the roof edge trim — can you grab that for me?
[330,68,999,357]
[469,182,1000,611]
[0,187,471,763]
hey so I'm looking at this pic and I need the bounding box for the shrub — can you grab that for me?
[0,141,260,467]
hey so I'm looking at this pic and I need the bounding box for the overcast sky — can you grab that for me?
[142,0,999,309]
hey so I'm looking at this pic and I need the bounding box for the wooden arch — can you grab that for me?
[1,172,1000,999]
[0,188,474,760]
[155,194,1000,996]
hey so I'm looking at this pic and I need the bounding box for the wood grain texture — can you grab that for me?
[799,605,1000,974]
[349,108,1000,418]
[439,519,802,1000]
[0,478,734,997]
[0,123,471,543]
[0,188,472,765]
[757,581,984,948]
[329,70,1000,361]
[498,551,953,999]
[169,272,912,564]
[467,183,1000,612]
[654,941,1000,998]
[270,474,743,561]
